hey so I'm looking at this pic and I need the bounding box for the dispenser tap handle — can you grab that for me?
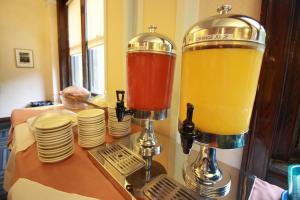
[179,103,197,154]
[186,103,194,122]
[115,90,135,122]
[116,90,125,102]
[183,103,195,133]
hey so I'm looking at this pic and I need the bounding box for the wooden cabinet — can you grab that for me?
[239,0,300,198]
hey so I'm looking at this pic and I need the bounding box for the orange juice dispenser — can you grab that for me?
[116,26,176,175]
[179,5,266,198]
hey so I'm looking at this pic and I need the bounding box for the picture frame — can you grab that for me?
[15,49,34,68]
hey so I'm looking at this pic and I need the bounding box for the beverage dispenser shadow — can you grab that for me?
[115,25,176,178]
[179,5,266,198]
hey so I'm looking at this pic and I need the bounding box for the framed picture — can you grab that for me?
[15,49,34,68]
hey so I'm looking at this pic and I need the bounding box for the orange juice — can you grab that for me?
[179,48,264,135]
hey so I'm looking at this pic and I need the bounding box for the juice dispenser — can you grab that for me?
[179,5,266,197]
[116,25,176,175]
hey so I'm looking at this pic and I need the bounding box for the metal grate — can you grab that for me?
[143,175,202,200]
[97,144,145,176]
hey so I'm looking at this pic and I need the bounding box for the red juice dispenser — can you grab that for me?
[127,51,175,111]
[115,25,176,177]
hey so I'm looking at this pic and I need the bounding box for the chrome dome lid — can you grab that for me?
[183,5,266,50]
[128,25,176,55]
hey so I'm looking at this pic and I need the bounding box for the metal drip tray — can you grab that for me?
[88,132,239,200]
[96,144,145,176]
[143,175,202,200]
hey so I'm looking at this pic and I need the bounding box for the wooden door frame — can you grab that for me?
[238,0,300,198]
[57,0,71,90]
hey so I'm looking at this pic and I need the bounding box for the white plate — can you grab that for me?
[38,141,73,155]
[38,146,74,163]
[109,123,129,127]
[108,117,131,122]
[109,128,131,134]
[37,137,73,150]
[79,132,105,139]
[78,118,104,123]
[78,129,105,135]
[109,127,130,131]
[79,134,105,141]
[36,127,72,138]
[79,119,105,123]
[38,144,73,158]
[77,109,105,118]
[35,122,72,133]
[36,127,72,137]
[78,121,106,127]
[79,132,105,138]
[36,135,72,146]
[35,116,72,130]
[79,125,105,131]
[108,132,129,138]
[36,133,73,146]
[29,110,78,131]
[78,139,104,148]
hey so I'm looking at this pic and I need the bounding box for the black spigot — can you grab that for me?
[116,90,126,122]
[115,90,135,122]
[179,103,197,154]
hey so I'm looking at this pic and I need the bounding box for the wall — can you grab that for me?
[0,0,58,118]
[105,0,128,102]
[198,0,261,20]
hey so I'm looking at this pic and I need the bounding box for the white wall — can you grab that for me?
[0,0,58,117]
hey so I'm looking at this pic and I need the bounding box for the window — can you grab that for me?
[66,0,105,95]
[86,0,105,95]
[71,54,83,87]
[88,45,105,94]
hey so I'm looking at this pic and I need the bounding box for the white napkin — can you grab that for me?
[8,178,99,200]
[14,123,35,153]
[3,123,35,191]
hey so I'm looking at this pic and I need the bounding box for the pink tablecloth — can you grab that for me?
[8,107,141,200]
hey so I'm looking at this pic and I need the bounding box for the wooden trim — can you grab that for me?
[80,0,89,89]
[57,0,71,90]
[272,0,300,161]
[239,0,300,198]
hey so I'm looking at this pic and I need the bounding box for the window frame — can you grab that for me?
[57,0,105,96]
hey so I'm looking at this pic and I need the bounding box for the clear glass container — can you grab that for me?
[127,26,176,111]
[179,7,266,135]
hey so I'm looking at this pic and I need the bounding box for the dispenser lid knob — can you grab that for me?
[148,25,157,33]
[217,4,232,14]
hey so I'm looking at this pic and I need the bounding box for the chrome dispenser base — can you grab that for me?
[137,119,162,156]
[136,119,162,180]
[133,109,168,121]
[183,144,231,198]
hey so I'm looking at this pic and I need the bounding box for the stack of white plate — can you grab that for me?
[108,107,131,138]
[35,116,74,163]
[77,109,105,148]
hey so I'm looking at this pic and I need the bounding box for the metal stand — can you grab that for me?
[137,119,162,182]
[179,103,245,198]
[183,144,231,198]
